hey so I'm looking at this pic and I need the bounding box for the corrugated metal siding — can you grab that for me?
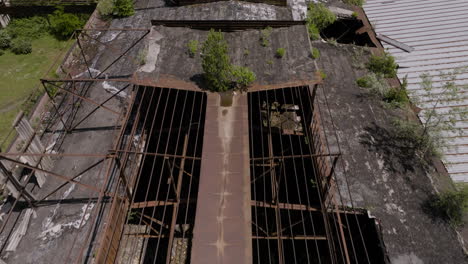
[364,0,468,182]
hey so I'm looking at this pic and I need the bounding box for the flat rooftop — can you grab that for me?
[0,0,466,263]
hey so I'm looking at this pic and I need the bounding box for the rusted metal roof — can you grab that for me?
[364,0,468,182]
[191,93,252,264]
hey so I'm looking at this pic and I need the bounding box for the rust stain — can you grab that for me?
[249,78,322,91]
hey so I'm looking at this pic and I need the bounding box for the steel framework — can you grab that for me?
[0,27,151,261]
[0,20,386,264]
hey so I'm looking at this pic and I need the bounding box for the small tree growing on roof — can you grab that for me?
[201,29,256,92]
[306,3,336,40]
[201,29,232,92]
[113,0,135,17]
[366,52,398,78]
[425,186,468,226]
[394,68,468,158]
[97,0,135,18]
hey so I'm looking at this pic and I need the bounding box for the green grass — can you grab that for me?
[0,34,72,148]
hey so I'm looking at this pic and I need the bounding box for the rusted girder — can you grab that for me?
[0,152,114,158]
[42,81,121,115]
[110,149,202,160]
[151,20,305,31]
[250,153,341,161]
[0,155,107,195]
[76,28,150,32]
[177,0,286,6]
[41,78,133,82]
[166,134,189,264]
[36,158,108,203]
[253,235,327,240]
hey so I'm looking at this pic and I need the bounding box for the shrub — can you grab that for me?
[187,40,198,58]
[48,9,83,40]
[113,0,135,17]
[10,38,32,54]
[276,48,285,58]
[425,188,468,226]
[319,70,327,80]
[356,76,370,88]
[351,47,366,69]
[6,16,48,39]
[366,52,398,78]
[392,119,439,158]
[311,47,320,59]
[384,87,409,108]
[307,23,320,40]
[260,27,273,47]
[201,29,232,92]
[356,73,389,97]
[98,0,134,18]
[0,30,11,49]
[0,49,4,56]
[231,65,256,91]
[97,0,114,17]
[344,0,365,7]
[307,3,336,31]
[137,49,147,65]
[201,30,256,92]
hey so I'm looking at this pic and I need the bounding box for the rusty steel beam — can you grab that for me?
[252,201,321,212]
[250,153,341,161]
[124,234,169,238]
[76,36,93,78]
[323,156,340,200]
[114,157,133,200]
[36,158,108,203]
[0,155,106,195]
[0,161,36,201]
[252,201,362,215]
[79,32,142,68]
[139,217,160,235]
[177,0,286,6]
[166,134,188,264]
[130,199,194,209]
[110,149,202,160]
[131,200,177,209]
[94,30,150,79]
[73,86,135,264]
[76,28,150,32]
[139,212,169,229]
[253,235,327,240]
[42,81,69,131]
[43,81,121,115]
[151,20,305,31]
[0,152,113,158]
[267,133,284,264]
[333,198,351,264]
[41,78,133,82]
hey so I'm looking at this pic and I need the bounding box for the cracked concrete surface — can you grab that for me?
[315,42,467,263]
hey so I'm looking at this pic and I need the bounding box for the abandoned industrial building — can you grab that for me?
[0,0,466,263]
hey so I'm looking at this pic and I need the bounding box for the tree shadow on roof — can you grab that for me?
[359,122,423,174]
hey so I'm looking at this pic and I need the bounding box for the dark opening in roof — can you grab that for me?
[113,86,207,263]
[248,86,386,263]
